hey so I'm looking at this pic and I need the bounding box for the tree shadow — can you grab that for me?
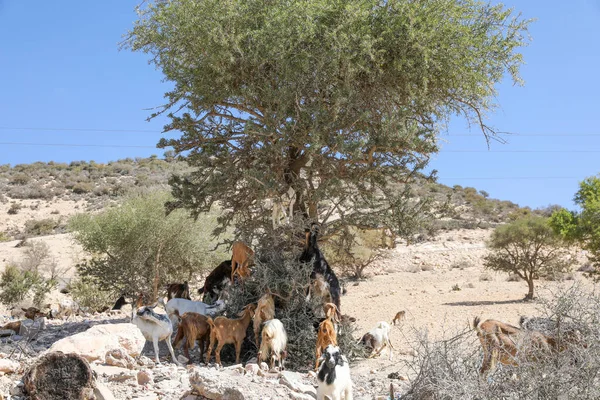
[443,299,527,306]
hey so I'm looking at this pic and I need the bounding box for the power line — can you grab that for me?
[0,127,160,133]
[0,142,156,149]
[1,127,600,137]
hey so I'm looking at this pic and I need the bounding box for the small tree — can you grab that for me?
[484,216,573,300]
[549,175,600,279]
[323,227,386,279]
[69,191,230,300]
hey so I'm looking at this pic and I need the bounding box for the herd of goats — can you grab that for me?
[1,227,589,400]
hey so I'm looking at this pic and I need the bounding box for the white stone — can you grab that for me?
[45,323,145,363]
[0,359,20,374]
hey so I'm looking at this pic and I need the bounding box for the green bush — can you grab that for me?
[0,232,10,242]
[7,203,22,215]
[70,278,114,312]
[10,173,31,185]
[72,182,94,194]
[0,264,56,307]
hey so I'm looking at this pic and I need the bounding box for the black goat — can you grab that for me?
[166,281,191,301]
[199,260,232,302]
[300,225,342,318]
[111,295,128,310]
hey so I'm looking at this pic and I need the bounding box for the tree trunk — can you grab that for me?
[525,278,535,300]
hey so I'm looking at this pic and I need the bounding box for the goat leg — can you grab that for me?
[166,337,181,366]
[152,337,161,365]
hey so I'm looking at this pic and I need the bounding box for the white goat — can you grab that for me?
[160,297,226,326]
[132,304,180,366]
[316,345,353,400]
[258,319,288,370]
[359,321,394,360]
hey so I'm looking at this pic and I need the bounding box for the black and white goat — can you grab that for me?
[199,260,232,303]
[166,281,191,301]
[316,345,353,400]
[132,302,180,365]
[300,225,342,318]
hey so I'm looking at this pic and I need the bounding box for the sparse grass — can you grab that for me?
[421,264,434,272]
[451,284,461,291]
[507,273,522,282]
[24,218,59,236]
[7,202,22,215]
[450,260,474,270]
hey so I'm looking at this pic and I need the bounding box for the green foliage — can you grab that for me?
[484,216,573,300]
[69,277,114,312]
[550,175,600,279]
[0,232,10,242]
[69,191,229,299]
[72,182,93,194]
[0,264,56,307]
[10,173,31,185]
[125,0,530,241]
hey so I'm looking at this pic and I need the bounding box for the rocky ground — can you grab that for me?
[0,228,591,399]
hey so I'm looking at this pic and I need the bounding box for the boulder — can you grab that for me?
[137,369,154,385]
[22,352,95,400]
[45,323,145,363]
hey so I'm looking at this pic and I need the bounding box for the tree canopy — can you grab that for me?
[125,0,531,241]
[550,175,600,277]
[484,216,573,300]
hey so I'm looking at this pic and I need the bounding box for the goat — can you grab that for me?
[253,293,276,348]
[21,307,47,320]
[111,296,128,311]
[230,241,255,282]
[392,310,405,326]
[199,260,232,302]
[206,303,257,366]
[1,320,22,335]
[258,319,288,371]
[473,316,555,376]
[172,311,211,363]
[316,315,338,371]
[55,298,81,319]
[132,296,180,365]
[359,321,394,360]
[160,297,226,327]
[166,281,191,301]
[300,225,341,319]
[519,315,587,351]
[317,345,353,400]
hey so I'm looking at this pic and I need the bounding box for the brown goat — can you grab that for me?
[172,311,211,363]
[473,316,555,376]
[315,316,338,371]
[230,241,254,282]
[206,303,257,366]
[254,293,275,348]
[1,320,22,335]
[392,310,405,325]
[22,307,46,320]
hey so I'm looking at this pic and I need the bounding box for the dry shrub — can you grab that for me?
[478,272,493,281]
[406,265,421,273]
[450,260,474,270]
[421,264,435,272]
[400,283,600,399]
[221,243,364,370]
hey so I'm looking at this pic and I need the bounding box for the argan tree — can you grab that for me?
[484,216,573,300]
[69,191,229,300]
[550,175,600,278]
[125,0,531,242]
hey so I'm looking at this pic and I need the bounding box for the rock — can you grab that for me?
[19,318,45,337]
[137,369,154,385]
[45,323,145,363]
[260,362,269,371]
[23,352,95,400]
[94,382,116,400]
[279,371,316,398]
[0,329,15,338]
[0,359,19,374]
[289,393,315,400]
[245,363,260,375]
[177,354,189,364]
[107,372,135,382]
[190,367,267,400]
[105,349,135,369]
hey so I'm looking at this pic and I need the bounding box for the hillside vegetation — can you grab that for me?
[0,156,542,242]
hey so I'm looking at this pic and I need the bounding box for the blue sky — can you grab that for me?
[1,1,599,210]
